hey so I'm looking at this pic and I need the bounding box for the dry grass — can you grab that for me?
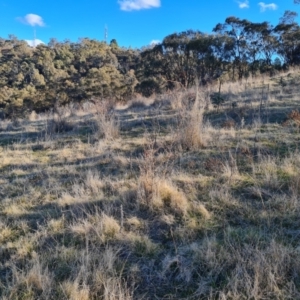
[1,72,300,299]
[156,180,189,215]
[94,99,120,140]
[172,88,207,150]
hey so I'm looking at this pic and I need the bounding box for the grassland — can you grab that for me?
[1,71,300,299]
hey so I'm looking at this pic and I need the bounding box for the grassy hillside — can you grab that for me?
[1,71,300,299]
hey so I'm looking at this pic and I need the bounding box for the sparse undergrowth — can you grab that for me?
[1,76,300,299]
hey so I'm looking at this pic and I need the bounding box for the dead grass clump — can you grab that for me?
[138,174,163,209]
[85,170,104,195]
[136,142,188,214]
[58,246,134,300]
[190,237,300,299]
[70,213,120,244]
[47,218,65,234]
[204,157,223,172]
[168,90,190,110]
[26,263,53,295]
[290,175,300,198]
[283,110,300,127]
[70,219,94,237]
[221,153,240,182]
[253,156,281,189]
[0,120,8,132]
[93,277,133,300]
[101,214,121,239]
[157,180,189,215]
[8,258,54,299]
[3,202,28,216]
[174,88,207,150]
[61,281,90,300]
[92,247,134,299]
[192,202,211,220]
[130,234,159,258]
[94,100,119,140]
[222,119,236,129]
[28,110,38,121]
[58,192,80,206]
[209,186,239,211]
[126,217,143,230]
[179,115,204,150]
[136,149,188,214]
[0,223,17,243]
[137,143,161,207]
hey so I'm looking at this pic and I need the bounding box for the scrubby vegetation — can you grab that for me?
[1,70,300,299]
[3,8,300,117]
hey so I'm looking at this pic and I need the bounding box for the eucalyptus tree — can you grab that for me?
[188,33,216,83]
[135,45,165,96]
[161,30,202,88]
[243,21,276,75]
[213,17,249,80]
[274,11,300,66]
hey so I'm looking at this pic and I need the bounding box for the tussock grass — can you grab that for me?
[94,99,120,141]
[2,73,300,299]
[172,87,207,150]
[156,179,189,215]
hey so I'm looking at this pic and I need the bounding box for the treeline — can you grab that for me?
[1,11,300,117]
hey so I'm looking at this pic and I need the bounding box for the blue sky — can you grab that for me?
[0,0,298,48]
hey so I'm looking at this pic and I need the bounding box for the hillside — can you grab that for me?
[1,71,300,299]
[2,12,300,117]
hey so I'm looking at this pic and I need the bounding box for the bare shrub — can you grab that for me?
[45,110,74,136]
[46,116,73,134]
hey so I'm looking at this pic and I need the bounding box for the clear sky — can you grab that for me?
[0,0,299,48]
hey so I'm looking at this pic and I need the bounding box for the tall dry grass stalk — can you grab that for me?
[175,83,206,150]
[94,99,119,140]
[137,141,189,215]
